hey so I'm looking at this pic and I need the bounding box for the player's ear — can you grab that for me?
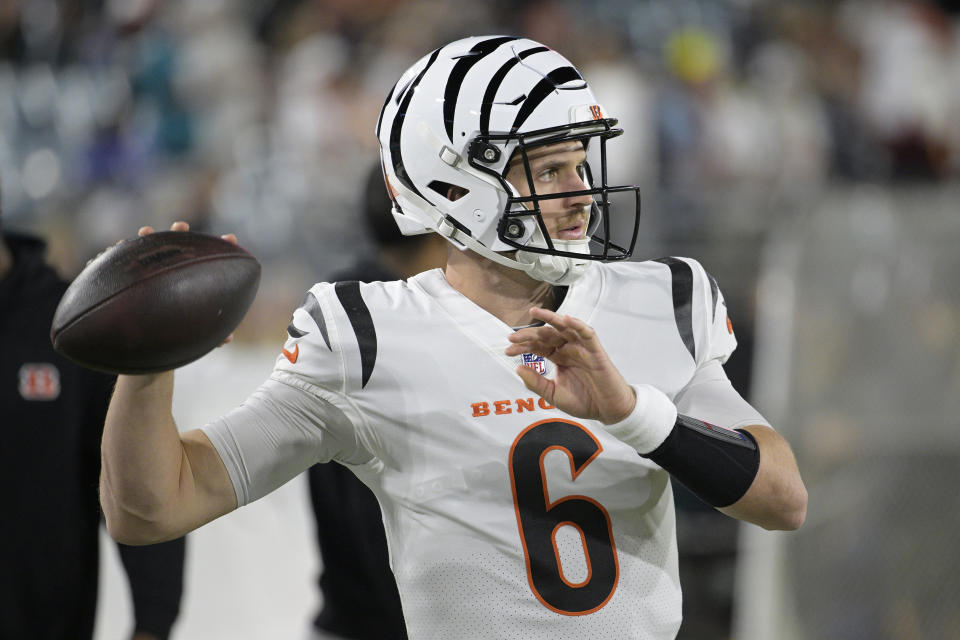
[447,185,468,202]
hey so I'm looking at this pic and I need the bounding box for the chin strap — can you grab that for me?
[515,238,591,285]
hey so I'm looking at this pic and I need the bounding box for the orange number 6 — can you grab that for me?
[509,419,619,615]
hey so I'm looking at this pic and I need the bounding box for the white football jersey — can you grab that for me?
[203,258,768,640]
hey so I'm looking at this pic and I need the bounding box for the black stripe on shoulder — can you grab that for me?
[287,321,307,339]
[707,272,719,322]
[287,292,331,350]
[655,258,695,361]
[389,47,442,204]
[510,66,583,133]
[334,281,378,389]
[443,36,518,141]
[479,45,549,135]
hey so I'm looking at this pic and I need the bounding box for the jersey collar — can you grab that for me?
[408,266,604,355]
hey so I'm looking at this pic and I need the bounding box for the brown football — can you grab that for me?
[51,231,261,374]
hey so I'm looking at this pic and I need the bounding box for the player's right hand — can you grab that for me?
[138,220,238,246]
[505,307,637,425]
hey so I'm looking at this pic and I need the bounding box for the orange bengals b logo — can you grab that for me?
[589,105,603,120]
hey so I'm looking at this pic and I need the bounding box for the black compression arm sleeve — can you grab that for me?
[642,414,760,508]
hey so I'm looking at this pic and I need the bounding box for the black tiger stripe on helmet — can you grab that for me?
[442,36,519,142]
[387,46,443,205]
[510,66,584,133]
[479,45,549,136]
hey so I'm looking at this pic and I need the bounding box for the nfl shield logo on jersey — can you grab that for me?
[521,353,546,375]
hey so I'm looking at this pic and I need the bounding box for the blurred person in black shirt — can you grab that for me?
[307,165,445,640]
[0,193,186,640]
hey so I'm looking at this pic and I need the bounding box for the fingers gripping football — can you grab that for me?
[505,308,636,424]
[139,221,239,246]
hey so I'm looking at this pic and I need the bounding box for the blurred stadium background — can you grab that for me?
[2,0,958,638]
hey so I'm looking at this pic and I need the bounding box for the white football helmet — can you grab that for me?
[376,35,640,285]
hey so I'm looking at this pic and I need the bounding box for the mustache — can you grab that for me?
[556,205,591,228]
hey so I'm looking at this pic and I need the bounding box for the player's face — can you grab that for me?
[505,141,594,241]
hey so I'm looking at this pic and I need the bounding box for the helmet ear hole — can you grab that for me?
[428,180,470,202]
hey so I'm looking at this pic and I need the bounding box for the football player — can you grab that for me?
[101,36,806,639]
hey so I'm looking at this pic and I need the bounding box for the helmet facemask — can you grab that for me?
[467,117,640,280]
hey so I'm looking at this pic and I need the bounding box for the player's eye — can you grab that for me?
[537,167,558,182]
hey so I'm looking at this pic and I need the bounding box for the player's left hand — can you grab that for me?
[505,307,636,424]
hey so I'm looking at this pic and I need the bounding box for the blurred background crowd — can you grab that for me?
[3,0,959,639]
[2,0,959,332]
